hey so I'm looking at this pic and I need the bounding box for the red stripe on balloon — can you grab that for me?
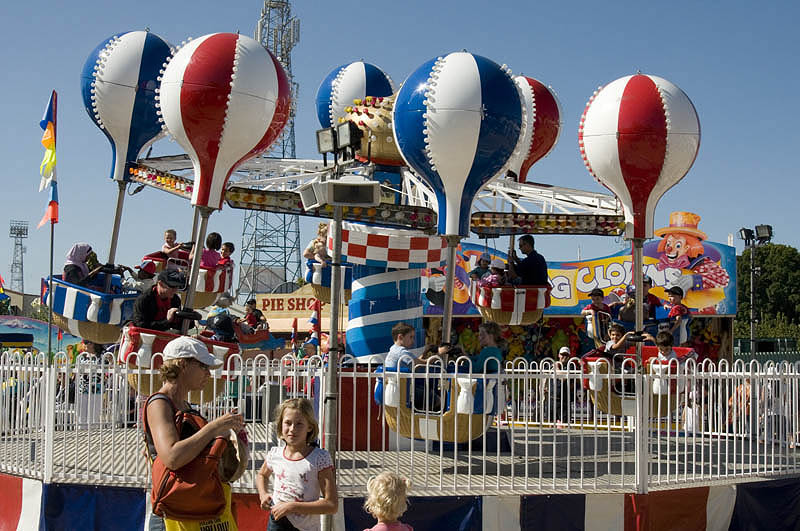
[180,33,237,208]
[519,78,560,183]
[617,75,667,239]
[231,49,292,175]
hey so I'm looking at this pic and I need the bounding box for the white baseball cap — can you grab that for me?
[162,336,222,368]
[558,346,571,356]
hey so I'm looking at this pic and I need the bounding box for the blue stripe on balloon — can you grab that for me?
[315,64,345,128]
[393,57,443,211]
[456,55,522,236]
[362,62,394,97]
[126,32,171,172]
[80,33,125,181]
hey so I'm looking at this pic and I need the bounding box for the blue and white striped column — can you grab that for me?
[346,267,423,362]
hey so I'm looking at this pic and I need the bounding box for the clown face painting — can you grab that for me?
[648,211,730,312]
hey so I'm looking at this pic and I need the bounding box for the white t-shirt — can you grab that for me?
[266,446,333,531]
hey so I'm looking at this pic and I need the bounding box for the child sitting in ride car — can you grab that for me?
[469,252,492,280]
[581,288,611,317]
[190,232,223,268]
[479,259,508,288]
[304,222,330,267]
[218,241,235,269]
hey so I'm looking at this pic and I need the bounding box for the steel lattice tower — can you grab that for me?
[238,1,302,299]
[9,220,28,293]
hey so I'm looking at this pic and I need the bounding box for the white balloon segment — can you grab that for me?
[80,30,172,182]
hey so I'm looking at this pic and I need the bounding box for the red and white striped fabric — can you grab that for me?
[197,265,232,293]
[509,76,562,183]
[331,221,447,269]
[470,284,551,325]
[159,33,290,210]
[579,74,700,239]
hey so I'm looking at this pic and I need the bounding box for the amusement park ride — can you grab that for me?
[41,27,700,442]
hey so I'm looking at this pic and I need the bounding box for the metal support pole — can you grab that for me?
[47,221,54,365]
[632,237,649,493]
[321,207,343,531]
[633,239,644,365]
[441,236,460,344]
[104,180,127,292]
[750,243,755,355]
[181,207,212,334]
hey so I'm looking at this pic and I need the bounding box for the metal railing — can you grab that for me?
[1,351,799,496]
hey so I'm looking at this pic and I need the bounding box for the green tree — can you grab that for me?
[735,243,800,338]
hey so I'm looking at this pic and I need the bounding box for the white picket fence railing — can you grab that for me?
[1,351,799,496]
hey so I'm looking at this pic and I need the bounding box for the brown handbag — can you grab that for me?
[144,395,228,521]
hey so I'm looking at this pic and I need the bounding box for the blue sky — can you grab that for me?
[2,1,798,294]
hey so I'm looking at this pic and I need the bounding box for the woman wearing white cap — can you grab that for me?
[143,336,244,530]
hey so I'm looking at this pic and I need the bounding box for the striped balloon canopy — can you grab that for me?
[579,74,700,239]
[80,30,172,182]
[393,52,522,237]
[315,61,395,128]
[158,33,290,210]
[508,76,562,183]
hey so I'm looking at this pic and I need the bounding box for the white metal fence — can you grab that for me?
[1,351,799,496]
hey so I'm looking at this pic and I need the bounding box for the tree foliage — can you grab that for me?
[734,243,800,338]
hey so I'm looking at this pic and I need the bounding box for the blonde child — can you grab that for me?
[363,472,413,531]
[162,229,182,258]
[256,398,337,531]
[304,223,330,267]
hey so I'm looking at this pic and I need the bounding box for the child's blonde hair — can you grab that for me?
[317,222,328,238]
[364,472,411,523]
[274,398,319,444]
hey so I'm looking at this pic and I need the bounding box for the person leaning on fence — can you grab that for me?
[363,471,414,531]
[143,336,244,531]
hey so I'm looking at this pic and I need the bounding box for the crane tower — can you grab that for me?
[238,1,302,298]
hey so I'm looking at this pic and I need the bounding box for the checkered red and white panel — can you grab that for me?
[330,222,447,269]
[470,283,551,324]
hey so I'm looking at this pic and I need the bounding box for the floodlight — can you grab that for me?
[755,224,773,242]
[336,121,362,149]
[739,228,754,242]
[316,128,336,154]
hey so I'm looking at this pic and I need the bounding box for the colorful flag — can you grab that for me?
[307,299,322,346]
[37,178,59,228]
[38,91,59,228]
[291,317,298,353]
[39,91,57,191]
[0,272,5,293]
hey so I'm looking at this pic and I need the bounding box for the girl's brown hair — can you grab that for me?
[274,398,319,444]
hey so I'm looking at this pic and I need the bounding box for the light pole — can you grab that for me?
[739,225,773,355]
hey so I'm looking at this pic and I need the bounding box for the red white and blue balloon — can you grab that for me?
[80,30,172,182]
[393,52,522,237]
[315,61,395,128]
[158,33,290,210]
[579,74,700,239]
[508,76,562,183]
